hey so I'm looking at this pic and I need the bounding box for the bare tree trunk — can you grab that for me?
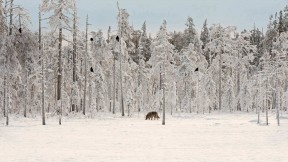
[189,85,192,113]
[6,77,9,126]
[265,77,268,126]
[257,75,260,124]
[41,43,45,125]
[5,0,13,125]
[38,6,45,125]
[19,14,27,118]
[276,71,280,126]
[96,86,99,112]
[71,1,77,112]
[119,39,124,117]
[57,25,63,125]
[219,49,223,111]
[113,56,116,114]
[237,52,241,111]
[162,62,165,125]
[162,81,166,125]
[88,83,91,116]
[24,54,27,117]
[3,69,6,117]
[79,59,83,112]
[117,2,125,117]
[83,15,88,115]
[196,73,199,114]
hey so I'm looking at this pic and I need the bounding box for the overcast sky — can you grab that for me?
[15,0,287,34]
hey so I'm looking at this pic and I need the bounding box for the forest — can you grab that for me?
[1,0,288,126]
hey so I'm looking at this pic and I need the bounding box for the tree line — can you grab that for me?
[1,0,288,125]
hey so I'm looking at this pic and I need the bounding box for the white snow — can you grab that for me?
[1,112,288,162]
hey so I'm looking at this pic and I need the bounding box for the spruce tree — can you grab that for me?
[278,11,284,34]
[184,17,196,47]
[200,19,209,49]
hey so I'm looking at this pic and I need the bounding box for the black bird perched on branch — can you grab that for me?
[90,67,94,73]
[90,38,93,41]
[116,36,120,42]
[19,28,22,33]
[195,68,199,72]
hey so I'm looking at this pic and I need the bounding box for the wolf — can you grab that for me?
[145,111,160,120]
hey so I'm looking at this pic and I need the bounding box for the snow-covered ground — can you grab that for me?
[1,112,288,162]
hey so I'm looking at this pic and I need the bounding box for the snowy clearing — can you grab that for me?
[1,112,288,162]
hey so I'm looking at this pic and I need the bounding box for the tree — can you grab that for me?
[200,19,209,49]
[149,20,175,125]
[41,0,74,124]
[117,4,134,116]
[205,25,238,111]
[83,15,89,116]
[278,11,284,34]
[184,17,196,46]
[0,0,7,117]
[71,0,78,112]
[139,21,152,62]
[283,6,288,31]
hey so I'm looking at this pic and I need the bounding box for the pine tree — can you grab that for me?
[149,20,175,124]
[200,19,209,49]
[283,6,288,31]
[139,21,152,62]
[41,0,74,124]
[117,4,134,116]
[184,17,196,46]
[278,11,284,34]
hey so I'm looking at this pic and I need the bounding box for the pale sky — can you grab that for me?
[15,0,288,34]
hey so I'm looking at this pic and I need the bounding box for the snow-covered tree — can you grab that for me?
[149,20,175,123]
[139,21,152,62]
[200,19,209,50]
[41,0,74,124]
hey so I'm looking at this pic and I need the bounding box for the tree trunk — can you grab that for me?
[219,49,223,111]
[189,86,192,113]
[119,39,125,117]
[5,0,13,125]
[265,78,268,126]
[88,83,91,115]
[83,15,88,115]
[237,52,241,112]
[41,43,45,125]
[113,56,116,114]
[276,73,280,126]
[6,79,9,126]
[162,61,165,125]
[162,84,166,125]
[57,26,63,125]
[19,14,27,118]
[38,6,45,125]
[3,73,6,117]
[72,1,77,112]
[196,73,199,114]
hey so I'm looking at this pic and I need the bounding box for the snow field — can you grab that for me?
[0,112,288,162]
